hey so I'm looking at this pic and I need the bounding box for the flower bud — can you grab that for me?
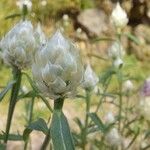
[82,64,99,90]
[16,0,32,11]
[111,2,128,29]
[32,30,83,99]
[108,42,125,60]
[105,112,115,124]
[105,128,122,147]
[123,80,134,92]
[113,57,123,68]
[139,97,150,121]
[34,23,46,49]
[0,21,36,69]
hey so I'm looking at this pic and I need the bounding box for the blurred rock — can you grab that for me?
[131,24,150,60]
[77,9,110,37]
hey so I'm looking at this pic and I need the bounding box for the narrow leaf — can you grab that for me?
[0,134,23,141]
[23,118,48,141]
[0,80,16,102]
[5,13,21,19]
[89,113,106,133]
[125,33,140,45]
[51,111,75,150]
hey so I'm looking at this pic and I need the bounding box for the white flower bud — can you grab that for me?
[16,0,32,11]
[82,64,99,90]
[63,14,69,21]
[123,80,134,92]
[22,85,29,94]
[111,2,128,29]
[105,128,122,147]
[40,0,47,6]
[105,112,115,124]
[34,23,46,49]
[0,21,36,69]
[108,42,125,60]
[113,57,123,68]
[32,30,83,99]
[139,97,150,121]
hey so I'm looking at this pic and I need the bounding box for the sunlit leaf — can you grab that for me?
[51,110,75,150]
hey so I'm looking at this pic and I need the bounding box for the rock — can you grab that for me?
[77,9,110,37]
[131,24,150,60]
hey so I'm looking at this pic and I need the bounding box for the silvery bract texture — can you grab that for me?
[34,23,46,49]
[16,0,32,11]
[105,128,122,147]
[108,42,125,60]
[32,30,83,99]
[82,64,99,90]
[111,2,128,29]
[0,21,36,69]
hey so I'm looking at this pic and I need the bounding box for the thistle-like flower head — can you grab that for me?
[0,21,36,69]
[32,30,83,99]
[111,2,128,29]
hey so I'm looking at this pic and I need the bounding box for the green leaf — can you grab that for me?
[125,33,140,45]
[5,13,21,19]
[89,113,106,133]
[0,133,23,141]
[51,110,75,150]
[23,118,48,141]
[99,67,115,85]
[0,143,6,150]
[0,80,16,102]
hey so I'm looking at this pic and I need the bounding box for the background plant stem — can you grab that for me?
[82,90,91,150]
[24,97,35,150]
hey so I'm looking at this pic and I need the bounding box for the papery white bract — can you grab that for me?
[34,23,46,49]
[32,30,83,99]
[16,0,32,11]
[111,2,128,29]
[105,128,122,147]
[82,64,99,90]
[0,21,36,69]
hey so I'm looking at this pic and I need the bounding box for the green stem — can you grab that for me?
[82,90,91,150]
[24,97,35,150]
[40,126,51,150]
[118,72,123,132]
[4,67,22,143]
[41,98,64,149]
